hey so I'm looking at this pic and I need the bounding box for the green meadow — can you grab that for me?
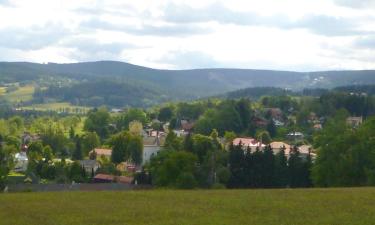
[1,188,375,225]
[19,102,91,113]
[1,85,35,102]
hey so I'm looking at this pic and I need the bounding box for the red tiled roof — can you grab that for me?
[94,174,134,184]
[94,174,113,181]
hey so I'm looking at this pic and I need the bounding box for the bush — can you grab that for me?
[176,172,197,189]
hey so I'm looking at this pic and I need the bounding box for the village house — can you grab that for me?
[232,137,265,151]
[14,151,28,172]
[270,142,316,159]
[89,148,112,159]
[286,131,304,141]
[143,134,165,165]
[272,118,285,126]
[181,119,195,132]
[116,162,138,173]
[269,141,291,155]
[93,173,133,184]
[14,144,29,172]
[21,132,40,144]
[346,116,363,127]
[265,108,284,121]
[173,129,189,137]
[313,123,322,130]
[298,145,316,159]
[79,160,100,174]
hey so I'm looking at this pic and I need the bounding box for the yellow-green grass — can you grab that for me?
[1,188,375,225]
[0,87,6,95]
[21,102,91,113]
[2,85,35,102]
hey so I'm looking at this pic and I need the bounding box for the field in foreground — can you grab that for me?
[1,188,375,225]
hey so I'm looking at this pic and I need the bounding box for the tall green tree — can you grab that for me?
[84,107,110,139]
[262,145,275,187]
[274,146,289,187]
[128,135,143,165]
[164,131,181,151]
[228,143,245,188]
[72,137,83,160]
[81,132,100,156]
[0,144,13,190]
[149,150,198,188]
[110,131,131,164]
[158,106,174,122]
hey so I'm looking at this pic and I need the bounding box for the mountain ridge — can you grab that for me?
[1,60,375,107]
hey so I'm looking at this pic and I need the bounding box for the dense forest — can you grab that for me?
[33,80,167,107]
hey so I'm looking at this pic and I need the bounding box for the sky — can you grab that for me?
[0,0,375,71]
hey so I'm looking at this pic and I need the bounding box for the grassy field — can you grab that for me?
[1,85,35,102]
[0,87,6,95]
[1,188,375,225]
[20,102,91,113]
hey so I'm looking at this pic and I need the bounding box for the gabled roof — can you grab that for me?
[91,148,112,156]
[143,135,165,147]
[233,138,265,147]
[79,160,99,167]
[94,173,133,184]
[270,141,291,150]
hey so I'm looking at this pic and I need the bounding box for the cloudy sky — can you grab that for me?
[0,0,375,71]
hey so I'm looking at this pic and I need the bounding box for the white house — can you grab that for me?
[14,152,28,172]
[232,137,265,152]
[143,135,164,165]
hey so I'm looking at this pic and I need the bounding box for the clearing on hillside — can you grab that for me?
[1,84,34,102]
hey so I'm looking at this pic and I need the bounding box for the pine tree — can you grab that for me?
[251,147,264,187]
[274,146,289,187]
[288,146,304,187]
[262,145,275,187]
[183,132,194,152]
[243,146,253,187]
[301,152,313,187]
[69,126,75,140]
[267,120,277,138]
[227,142,245,188]
[72,137,83,160]
[165,131,180,151]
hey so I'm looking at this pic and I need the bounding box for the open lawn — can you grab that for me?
[1,188,375,225]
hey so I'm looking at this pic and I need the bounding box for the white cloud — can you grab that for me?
[0,0,374,71]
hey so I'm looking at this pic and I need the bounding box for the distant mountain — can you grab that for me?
[1,61,375,107]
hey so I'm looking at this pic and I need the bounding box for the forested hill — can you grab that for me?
[1,61,375,107]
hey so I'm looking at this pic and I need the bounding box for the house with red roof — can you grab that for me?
[232,137,265,151]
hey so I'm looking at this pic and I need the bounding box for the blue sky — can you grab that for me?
[0,0,374,71]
